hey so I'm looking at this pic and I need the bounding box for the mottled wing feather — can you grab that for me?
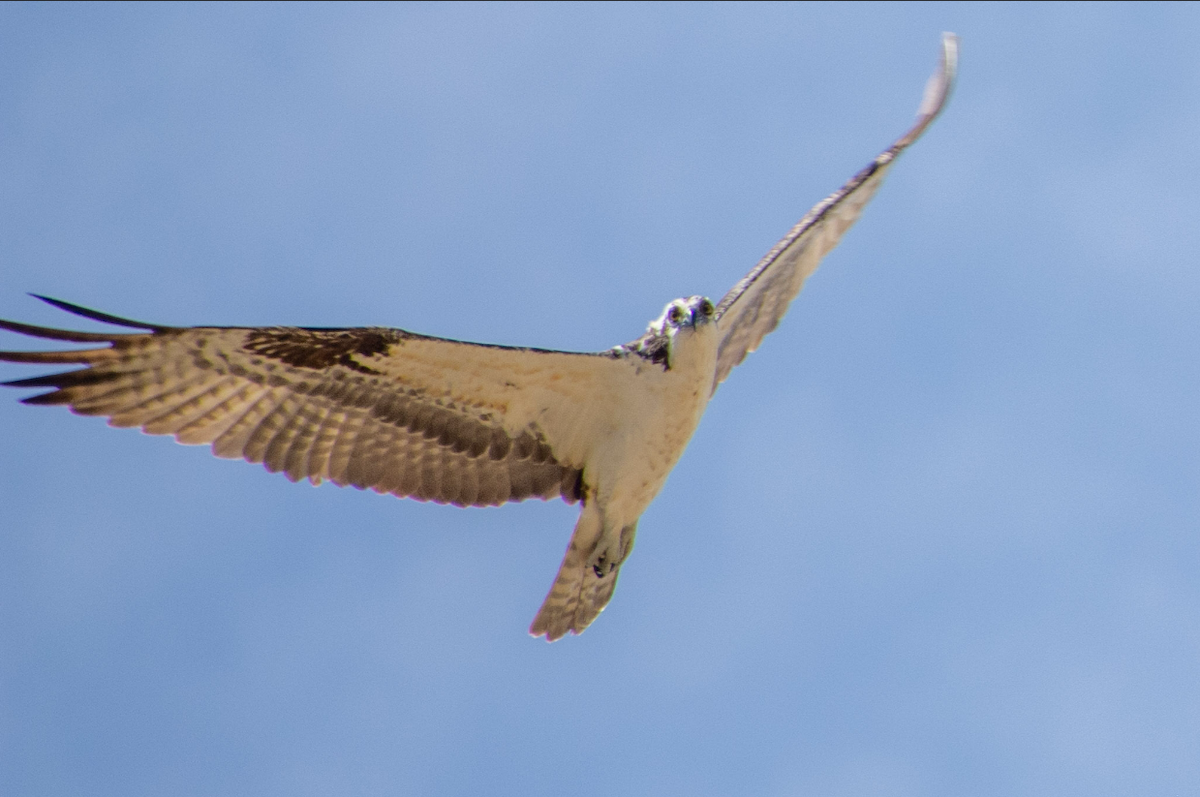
[712,33,958,391]
[0,302,636,508]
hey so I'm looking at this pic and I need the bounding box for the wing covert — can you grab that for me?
[712,33,958,390]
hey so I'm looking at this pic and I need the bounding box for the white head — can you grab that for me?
[649,295,716,337]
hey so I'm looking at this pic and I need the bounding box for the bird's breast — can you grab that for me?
[589,324,719,520]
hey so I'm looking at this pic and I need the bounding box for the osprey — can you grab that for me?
[0,36,956,641]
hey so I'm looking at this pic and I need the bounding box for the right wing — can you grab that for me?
[711,33,958,390]
[0,296,637,507]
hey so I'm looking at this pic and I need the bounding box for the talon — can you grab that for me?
[591,555,616,578]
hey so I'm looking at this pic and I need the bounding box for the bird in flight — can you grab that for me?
[1,35,957,641]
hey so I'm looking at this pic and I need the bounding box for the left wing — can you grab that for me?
[0,296,636,507]
[712,33,958,390]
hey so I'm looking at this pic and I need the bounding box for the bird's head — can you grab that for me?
[650,295,716,337]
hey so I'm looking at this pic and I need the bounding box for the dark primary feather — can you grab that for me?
[28,294,173,331]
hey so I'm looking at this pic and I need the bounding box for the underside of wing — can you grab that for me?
[711,33,958,391]
[0,296,634,507]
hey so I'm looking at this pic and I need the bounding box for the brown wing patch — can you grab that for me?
[244,327,401,374]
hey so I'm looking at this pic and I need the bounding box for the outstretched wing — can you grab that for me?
[0,296,635,507]
[712,33,958,390]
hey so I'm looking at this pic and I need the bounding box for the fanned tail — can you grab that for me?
[529,504,636,641]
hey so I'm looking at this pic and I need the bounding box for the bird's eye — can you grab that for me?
[700,299,715,317]
[667,305,684,324]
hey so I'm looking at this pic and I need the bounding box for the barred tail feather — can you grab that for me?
[529,505,635,642]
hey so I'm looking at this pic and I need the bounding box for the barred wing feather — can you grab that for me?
[0,297,635,507]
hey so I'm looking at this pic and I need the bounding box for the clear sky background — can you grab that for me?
[2,3,1199,795]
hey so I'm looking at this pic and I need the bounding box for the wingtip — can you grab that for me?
[26,294,172,332]
[0,316,125,343]
[28,293,75,313]
[921,32,959,116]
[893,32,959,150]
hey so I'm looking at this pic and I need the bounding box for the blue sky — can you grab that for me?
[3,3,1200,795]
